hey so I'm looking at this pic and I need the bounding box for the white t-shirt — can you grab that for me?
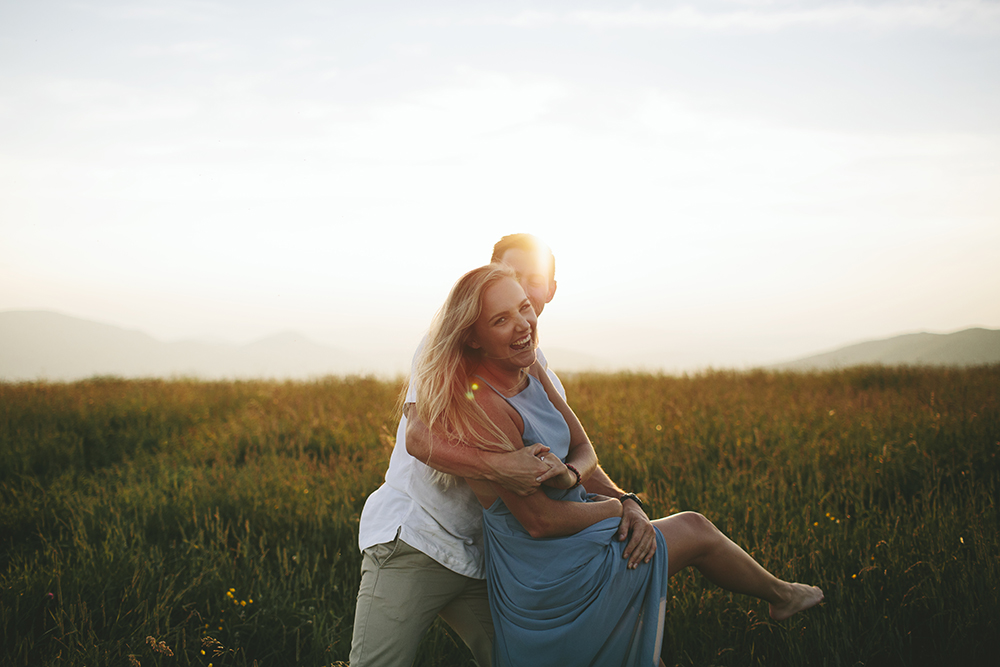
[357,345,565,579]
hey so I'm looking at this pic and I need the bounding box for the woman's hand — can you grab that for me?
[484,444,556,496]
[536,451,577,490]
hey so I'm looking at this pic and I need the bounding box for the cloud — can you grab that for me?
[471,1,1000,34]
[132,40,237,61]
[39,79,202,123]
[319,72,568,163]
[82,0,229,23]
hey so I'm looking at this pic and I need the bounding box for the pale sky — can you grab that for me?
[2,0,999,374]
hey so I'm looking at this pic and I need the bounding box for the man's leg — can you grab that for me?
[350,537,488,667]
[438,577,494,667]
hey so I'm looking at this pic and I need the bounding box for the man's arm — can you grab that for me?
[404,406,561,496]
[583,464,657,568]
[485,478,623,539]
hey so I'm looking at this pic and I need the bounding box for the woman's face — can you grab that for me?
[468,277,538,369]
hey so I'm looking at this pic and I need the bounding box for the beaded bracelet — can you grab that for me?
[565,463,582,489]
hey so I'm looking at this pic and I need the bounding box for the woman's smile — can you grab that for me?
[470,276,538,369]
[511,333,533,351]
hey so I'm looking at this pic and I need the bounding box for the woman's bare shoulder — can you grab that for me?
[473,380,516,417]
[471,378,525,445]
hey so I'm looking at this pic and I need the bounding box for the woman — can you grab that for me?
[412,263,823,667]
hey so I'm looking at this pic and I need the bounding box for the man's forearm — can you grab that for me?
[405,409,500,480]
[405,407,551,495]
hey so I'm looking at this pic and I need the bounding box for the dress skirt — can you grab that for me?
[483,486,669,667]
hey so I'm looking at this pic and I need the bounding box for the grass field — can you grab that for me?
[2,366,998,666]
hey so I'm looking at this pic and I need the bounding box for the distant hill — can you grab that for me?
[0,311,364,381]
[3,311,998,381]
[771,328,1000,371]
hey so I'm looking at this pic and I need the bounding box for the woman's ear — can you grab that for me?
[466,336,481,350]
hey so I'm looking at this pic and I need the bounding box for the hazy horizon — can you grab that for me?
[3,308,997,380]
[3,0,999,368]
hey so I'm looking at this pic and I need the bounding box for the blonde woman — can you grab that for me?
[415,263,824,667]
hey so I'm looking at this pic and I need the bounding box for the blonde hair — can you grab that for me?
[413,263,520,456]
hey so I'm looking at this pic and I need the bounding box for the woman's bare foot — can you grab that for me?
[769,583,824,621]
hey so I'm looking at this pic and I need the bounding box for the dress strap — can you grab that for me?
[473,374,504,397]
[473,374,496,392]
[473,374,531,404]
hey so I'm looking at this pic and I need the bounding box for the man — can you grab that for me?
[350,234,657,666]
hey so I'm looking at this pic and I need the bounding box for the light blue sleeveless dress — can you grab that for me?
[479,375,669,667]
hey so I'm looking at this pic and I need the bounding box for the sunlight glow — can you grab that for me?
[1,0,998,375]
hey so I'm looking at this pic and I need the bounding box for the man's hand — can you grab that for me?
[618,499,657,569]
[487,443,556,496]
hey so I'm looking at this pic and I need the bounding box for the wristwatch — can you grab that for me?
[619,492,644,510]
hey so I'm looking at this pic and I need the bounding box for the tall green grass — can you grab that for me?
[1,367,997,666]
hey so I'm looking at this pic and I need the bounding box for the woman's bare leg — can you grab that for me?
[653,511,823,621]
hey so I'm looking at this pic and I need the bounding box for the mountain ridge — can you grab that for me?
[0,310,363,381]
[2,310,998,381]
[770,327,1000,370]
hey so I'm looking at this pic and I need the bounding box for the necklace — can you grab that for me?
[475,366,528,397]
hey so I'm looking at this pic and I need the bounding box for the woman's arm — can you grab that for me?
[530,363,599,488]
[530,363,660,567]
[531,363,631,497]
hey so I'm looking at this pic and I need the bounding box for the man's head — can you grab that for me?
[490,233,557,316]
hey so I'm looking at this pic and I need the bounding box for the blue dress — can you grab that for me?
[479,375,669,667]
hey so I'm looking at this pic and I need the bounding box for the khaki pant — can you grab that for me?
[349,535,494,667]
